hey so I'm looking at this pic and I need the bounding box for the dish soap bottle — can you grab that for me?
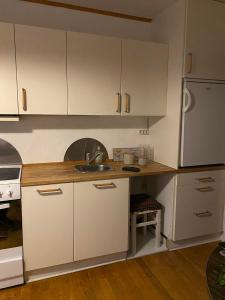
[95,146,103,164]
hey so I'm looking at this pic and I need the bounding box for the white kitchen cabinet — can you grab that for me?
[22,183,73,271]
[74,178,129,261]
[184,0,225,80]
[15,25,67,115]
[0,23,18,114]
[173,171,225,241]
[67,32,121,115]
[121,39,168,116]
[67,31,168,116]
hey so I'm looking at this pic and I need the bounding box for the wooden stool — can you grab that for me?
[130,194,162,255]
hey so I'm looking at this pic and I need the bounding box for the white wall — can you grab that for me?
[148,0,186,168]
[0,0,153,40]
[0,116,149,163]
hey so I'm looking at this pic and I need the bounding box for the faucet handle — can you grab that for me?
[85,152,91,163]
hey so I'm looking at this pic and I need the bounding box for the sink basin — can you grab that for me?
[75,164,112,173]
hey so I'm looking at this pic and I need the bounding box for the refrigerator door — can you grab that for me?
[180,81,225,167]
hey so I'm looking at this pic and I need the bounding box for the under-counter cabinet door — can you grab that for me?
[74,178,129,261]
[15,25,67,114]
[22,183,73,271]
[121,39,168,116]
[67,32,121,115]
[0,23,18,114]
[184,0,225,80]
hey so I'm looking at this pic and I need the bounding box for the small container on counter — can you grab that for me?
[123,153,134,165]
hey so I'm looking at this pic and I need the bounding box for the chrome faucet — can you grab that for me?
[85,152,101,165]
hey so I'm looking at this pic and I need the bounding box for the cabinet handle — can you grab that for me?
[116,92,121,113]
[194,211,213,218]
[93,182,117,190]
[196,186,214,192]
[196,177,215,183]
[0,203,10,210]
[125,93,130,113]
[22,88,27,111]
[37,188,62,195]
[186,53,193,74]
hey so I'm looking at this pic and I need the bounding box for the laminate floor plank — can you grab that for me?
[0,242,217,300]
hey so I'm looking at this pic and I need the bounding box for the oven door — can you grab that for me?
[0,200,22,250]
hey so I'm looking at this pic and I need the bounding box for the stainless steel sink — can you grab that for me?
[75,164,112,173]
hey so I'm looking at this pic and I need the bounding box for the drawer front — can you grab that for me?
[173,183,224,241]
[176,170,225,186]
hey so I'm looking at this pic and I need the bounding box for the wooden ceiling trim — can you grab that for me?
[21,0,152,23]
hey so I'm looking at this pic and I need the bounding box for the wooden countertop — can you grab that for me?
[21,161,225,187]
[21,161,177,187]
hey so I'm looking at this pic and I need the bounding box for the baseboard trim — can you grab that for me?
[25,252,127,282]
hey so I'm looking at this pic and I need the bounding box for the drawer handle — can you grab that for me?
[0,203,10,210]
[22,88,27,111]
[93,183,117,190]
[37,188,62,195]
[196,186,214,192]
[196,177,215,183]
[194,211,213,218]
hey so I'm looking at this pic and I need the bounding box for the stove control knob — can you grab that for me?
[0,192,3,198]
[7,190,13,197]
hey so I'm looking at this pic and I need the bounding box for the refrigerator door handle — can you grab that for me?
[183,88,192,113]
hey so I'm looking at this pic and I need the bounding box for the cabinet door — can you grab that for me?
[185,0,225,80]
[15,25,67,115]
[67,32,121,115]
[121,39,168,116]
[173,181,225,241]
[22,183,73,271]
[74,178,129,261]
[0,23,18,114]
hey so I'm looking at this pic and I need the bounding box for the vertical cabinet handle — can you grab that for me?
[116,92,121,113]
[125,93,130,113]
[186,53,193,74]
[22,88,27,111]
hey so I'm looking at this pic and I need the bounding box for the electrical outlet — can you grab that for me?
[139,130,150,135]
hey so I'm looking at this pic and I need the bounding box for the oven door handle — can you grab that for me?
[0,203,10,210]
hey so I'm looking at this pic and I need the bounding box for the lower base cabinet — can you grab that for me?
[22,183,74,271]
[173,171,225,241]
[74,178,129,261]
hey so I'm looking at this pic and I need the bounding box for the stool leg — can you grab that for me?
[155,210,161,248]
[131,213,137,255]
[143,213,147,235]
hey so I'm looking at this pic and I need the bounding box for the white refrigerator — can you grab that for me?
[180,80,225,167]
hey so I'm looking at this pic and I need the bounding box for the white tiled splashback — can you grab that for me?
[0,116,150,164]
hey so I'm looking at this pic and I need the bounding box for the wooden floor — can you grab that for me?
[0,242,218,300]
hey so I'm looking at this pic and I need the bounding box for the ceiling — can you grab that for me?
[50,0,177,18]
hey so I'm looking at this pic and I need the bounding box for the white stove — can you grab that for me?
[0,140,24,289]
[0,165,21,202]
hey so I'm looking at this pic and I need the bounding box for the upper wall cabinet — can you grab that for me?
[67,32,121,115]
[68,33,168,117]
[15,25,67,115]
[121,40,168,116]
[184,0,225,80]
[0,23,18,115]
